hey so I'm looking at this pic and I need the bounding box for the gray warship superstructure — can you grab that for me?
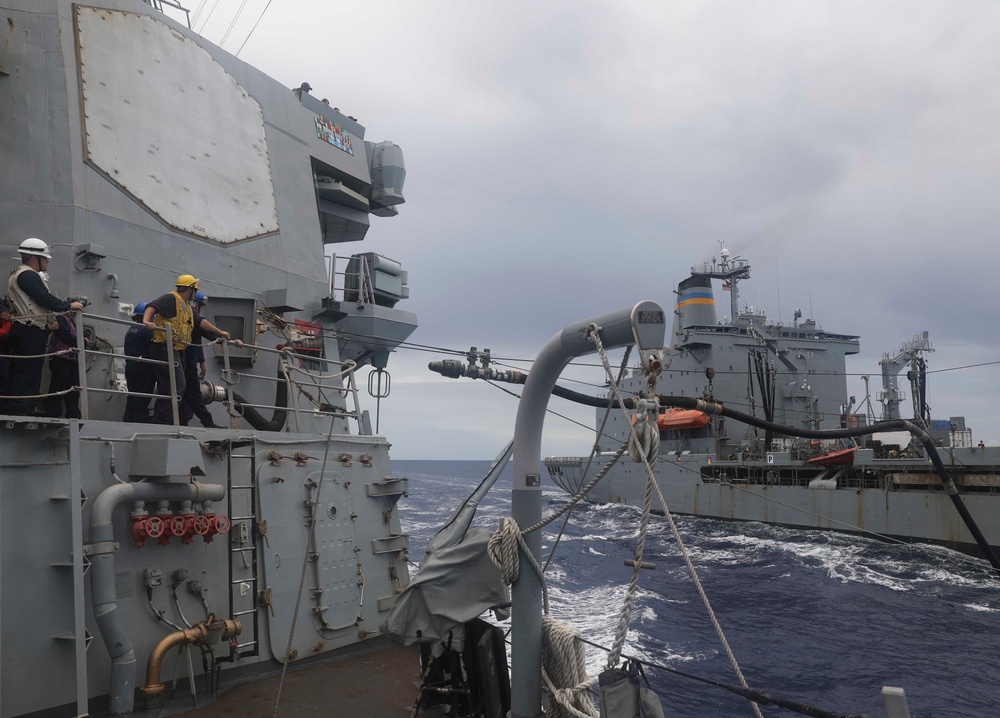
[0,1,417,715]
[545,249,1000,555]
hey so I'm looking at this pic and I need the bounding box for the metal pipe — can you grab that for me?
[140,624,205,701]
[165,324,180,426]
[509,301,665,718]
[90,481,226,715]
[139,618,240,704]
[74,310,89,420]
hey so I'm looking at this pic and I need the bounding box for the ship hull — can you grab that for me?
[546,446,1000,556]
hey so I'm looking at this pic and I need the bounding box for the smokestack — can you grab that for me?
[675,273,716,329]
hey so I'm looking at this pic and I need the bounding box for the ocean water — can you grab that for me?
[394,459,1000,718]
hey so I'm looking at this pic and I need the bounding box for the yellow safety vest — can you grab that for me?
[151,291,193,350]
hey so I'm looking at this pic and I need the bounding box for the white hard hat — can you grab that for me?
[18,237,52,259]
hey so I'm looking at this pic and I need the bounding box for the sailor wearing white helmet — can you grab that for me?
[2,238,84,416]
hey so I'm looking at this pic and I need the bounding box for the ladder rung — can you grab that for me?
[230,515,255,521]
[232,577,257,585]
[230,485,255,490]
[235,640,258,649]
[232,609,257,617]
[231,547,257,554]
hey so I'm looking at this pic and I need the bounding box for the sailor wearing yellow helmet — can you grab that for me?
[142,274,242,425]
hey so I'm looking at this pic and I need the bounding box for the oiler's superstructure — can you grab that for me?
[545,249,1000,556]
[0,2,415,715]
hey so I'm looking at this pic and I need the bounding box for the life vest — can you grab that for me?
[150,291,193,350]
[7,265,55,328]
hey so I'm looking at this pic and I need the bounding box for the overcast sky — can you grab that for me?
[186,1,1000,459]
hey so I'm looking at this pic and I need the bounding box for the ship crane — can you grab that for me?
[878,331,933,421]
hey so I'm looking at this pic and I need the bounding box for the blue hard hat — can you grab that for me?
[193,291,206,305]
[133,302,147,317]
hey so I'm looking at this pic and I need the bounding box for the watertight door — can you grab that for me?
[257,465,361,662]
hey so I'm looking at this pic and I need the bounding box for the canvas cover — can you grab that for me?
[384,527,508,647]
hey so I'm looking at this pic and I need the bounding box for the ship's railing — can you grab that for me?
[327,253,376,305]
[142,0,193,28]
[206,340,365,433]
[691,257,751,275]
[1,308,365,433]
[951,429,973,449]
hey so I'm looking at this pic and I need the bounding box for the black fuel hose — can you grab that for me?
[674,396,1000,576]
[428,359,1000,575]
[232,377,288,432]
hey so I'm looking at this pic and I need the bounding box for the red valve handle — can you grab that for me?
[170,516,188,537]
[146,516,165,538]
[192,515,211,535]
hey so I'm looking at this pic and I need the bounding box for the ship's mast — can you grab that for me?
[690,247,752,322]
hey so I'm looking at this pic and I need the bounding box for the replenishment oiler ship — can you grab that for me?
[0,1,419,715]
[544,248,1000,556]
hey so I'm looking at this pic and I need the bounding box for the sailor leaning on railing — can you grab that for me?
[0,237,85,416]
[142,274,243,425]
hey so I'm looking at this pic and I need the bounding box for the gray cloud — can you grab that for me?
[211,1,1000,457]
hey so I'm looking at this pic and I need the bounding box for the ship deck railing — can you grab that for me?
[142,0,193,28]
[327,253,377,305]
[5,308,366,433]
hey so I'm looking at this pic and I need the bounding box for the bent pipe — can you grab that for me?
[140,618,240,705]
[140,624,208,702]
[231,370,288,432]
[90,481,226,715]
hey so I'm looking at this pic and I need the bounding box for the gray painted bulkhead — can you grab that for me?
[0,2,415,715]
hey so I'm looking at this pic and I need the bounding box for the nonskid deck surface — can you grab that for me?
[165,645,421,717]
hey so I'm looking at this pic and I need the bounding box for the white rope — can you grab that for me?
[542,615,599,718]
[487,517,549,613]
[587,326,765,718]
[0,385,81,401]
[627,416,659,464]
[283,357,358,381]
[0,347,76,361]
[490,519,604,715]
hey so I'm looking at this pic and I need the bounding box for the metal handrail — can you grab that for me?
[61,308,365,433]
[327,253,375,305]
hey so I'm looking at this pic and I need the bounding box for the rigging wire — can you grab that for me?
[235,0,274,57]
[573,636,867,718]
[195,0,222,33]
[218,0,251,47]
[190,0,209,26]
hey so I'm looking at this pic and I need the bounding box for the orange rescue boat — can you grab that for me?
[656,408,710,431]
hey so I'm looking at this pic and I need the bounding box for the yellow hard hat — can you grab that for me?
[176,274,199,289]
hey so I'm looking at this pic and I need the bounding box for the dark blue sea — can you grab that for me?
[394,459,1000,718]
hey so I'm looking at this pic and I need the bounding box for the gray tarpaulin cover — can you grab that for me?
[383,527,508,647]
